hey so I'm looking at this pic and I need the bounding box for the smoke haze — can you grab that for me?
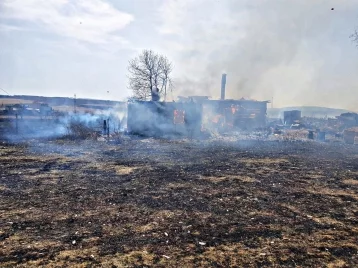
[1,0,358,110]
[158,0,358,110]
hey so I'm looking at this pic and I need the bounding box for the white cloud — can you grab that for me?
[1,0,134,44]
[0,24,23,32]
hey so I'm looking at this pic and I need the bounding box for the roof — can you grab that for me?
[206,99,270,104]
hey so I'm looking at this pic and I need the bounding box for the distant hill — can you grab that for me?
[268,106,352,118]
[0,95,124,108]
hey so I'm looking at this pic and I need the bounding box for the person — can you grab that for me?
[103,120,107,135]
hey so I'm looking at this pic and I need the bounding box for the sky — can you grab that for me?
[1,0,358,109]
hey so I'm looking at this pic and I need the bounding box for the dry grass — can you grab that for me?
[239,158,290,165]
[0,98,33,105]
[201,175,257,183]
[115,166,136,175]
[307,186,358,201]
[342,178,358,185]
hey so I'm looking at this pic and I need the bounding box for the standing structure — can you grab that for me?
[127,101,203,137]
[205,99,269,129]
[283,110,301,125]
[220,74,227,100]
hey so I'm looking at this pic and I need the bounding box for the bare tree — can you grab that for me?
[128,50,173,101]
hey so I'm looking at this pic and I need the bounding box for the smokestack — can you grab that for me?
[220,73,227,100]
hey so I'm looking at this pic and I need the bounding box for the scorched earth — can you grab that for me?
[0,137,358,267]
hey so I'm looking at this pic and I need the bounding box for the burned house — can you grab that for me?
[127,101,202,137]
[176,97,269,130]
[127,74,269,136]
[200,74,269,130]
[203,99,269,130]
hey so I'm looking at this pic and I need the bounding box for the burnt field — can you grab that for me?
[1,138,358,267]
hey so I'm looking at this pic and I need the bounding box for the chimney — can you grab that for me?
[220,73,227,100]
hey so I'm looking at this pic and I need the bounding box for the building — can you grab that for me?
[127,73,270,136]
[179,97,269,130]
[283,110,302,125]
[127,100,203,137]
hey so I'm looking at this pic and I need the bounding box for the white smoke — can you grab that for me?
[3,105,126,142]
[158,0,358,110]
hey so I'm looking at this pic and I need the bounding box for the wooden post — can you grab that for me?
[103,120,107,135]
[15,113,18,134]
[107,118,110,139]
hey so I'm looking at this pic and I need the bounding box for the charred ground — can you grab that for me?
[1,138,358,267]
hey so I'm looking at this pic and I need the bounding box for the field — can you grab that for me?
[0,98,34,105]
[0,97,103,114]
[1,137,358,267]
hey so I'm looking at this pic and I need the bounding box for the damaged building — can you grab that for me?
[127,100,202,137]
[178,74,269,130]
[127,74,269,136]
[202,98,269,130]
[206,73,269,130]
[127,97,269,136]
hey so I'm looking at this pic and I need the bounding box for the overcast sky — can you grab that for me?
[1,0,358,109]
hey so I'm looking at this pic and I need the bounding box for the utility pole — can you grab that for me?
[15,113,18,134]
[74,94,76,113]
[107,91,110,107]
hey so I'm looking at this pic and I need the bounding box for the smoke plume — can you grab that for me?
[159,0,358,110]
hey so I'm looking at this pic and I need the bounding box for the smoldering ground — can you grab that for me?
[1,134,358,267]
[0,105,126,142]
